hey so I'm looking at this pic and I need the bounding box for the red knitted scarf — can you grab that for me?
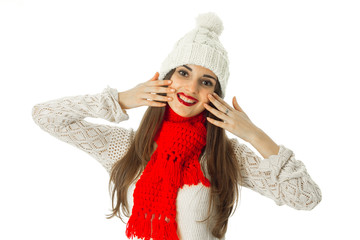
[125,104,211,240]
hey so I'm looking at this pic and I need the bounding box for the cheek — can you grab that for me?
[169,78,180,87]
[200,92,211,104]
[168,81,181,93]
[167,82,179,98]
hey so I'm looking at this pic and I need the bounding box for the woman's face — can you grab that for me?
[167,64,218,118]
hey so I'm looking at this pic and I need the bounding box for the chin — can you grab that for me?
[174,108,191,117]
[175,107,204,118]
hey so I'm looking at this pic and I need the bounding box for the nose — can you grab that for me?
[185,78,199,94]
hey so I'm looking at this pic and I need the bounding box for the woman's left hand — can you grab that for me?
[204,92,261,143]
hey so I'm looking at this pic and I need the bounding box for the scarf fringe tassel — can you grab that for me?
[126,212,179,240]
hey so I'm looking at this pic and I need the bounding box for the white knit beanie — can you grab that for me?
[158,12,230,96]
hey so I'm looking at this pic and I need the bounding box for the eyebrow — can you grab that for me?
[182,65,217,82]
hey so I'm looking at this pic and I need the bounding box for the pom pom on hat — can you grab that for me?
[196,12,224,36]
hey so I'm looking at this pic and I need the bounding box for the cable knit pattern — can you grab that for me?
[31,85,133,173]
[231,139,322,210]
[32,86,322,240]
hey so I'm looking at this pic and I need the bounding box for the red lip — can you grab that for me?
[177,93,198,106]
[178,92,198,102]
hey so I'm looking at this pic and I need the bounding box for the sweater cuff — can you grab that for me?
[258,144,305,183]
[102,85,129,123]
[109,86,128,115]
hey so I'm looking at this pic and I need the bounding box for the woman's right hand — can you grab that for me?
[118,72,175,109]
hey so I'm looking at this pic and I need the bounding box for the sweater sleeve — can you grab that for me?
[31,85,135,174]
[230,138,322,210]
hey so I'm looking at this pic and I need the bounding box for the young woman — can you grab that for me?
[32,12,322,240]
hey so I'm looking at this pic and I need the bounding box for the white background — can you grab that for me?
[1,0,359,239]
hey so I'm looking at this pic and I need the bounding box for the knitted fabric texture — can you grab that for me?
[125,105,211,240]
[158,12,230,96]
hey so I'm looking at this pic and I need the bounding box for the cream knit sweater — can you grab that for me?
[31,86,322,240]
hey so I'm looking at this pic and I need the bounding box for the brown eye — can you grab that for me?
[202,80,213,87]
[178,70,188,77]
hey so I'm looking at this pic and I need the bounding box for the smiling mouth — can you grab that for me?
[177,93,197,106]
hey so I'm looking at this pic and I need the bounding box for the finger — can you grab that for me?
[204,103,230,122]
[148,101,167,107]
[233,96,249,118]
[146,79,172,87]
[232,96,244,112]
[211,93,233,113]
[208,93,231,115]
[147,86,175,94]
[141,98,167,107]
[206,116,227,129]
[148,72,160,81]
[143,93,172,102]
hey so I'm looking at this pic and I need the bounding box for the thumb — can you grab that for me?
[233,96,244,112]
[149,72,159,81]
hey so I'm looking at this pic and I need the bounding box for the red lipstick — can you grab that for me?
[177,93,198,106]
[179,92,198,102]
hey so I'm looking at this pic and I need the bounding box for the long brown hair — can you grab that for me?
[106,68,242,239]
